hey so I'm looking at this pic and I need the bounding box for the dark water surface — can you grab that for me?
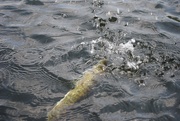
[0,0,180,121]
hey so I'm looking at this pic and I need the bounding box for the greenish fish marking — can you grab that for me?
[47,59,107,121]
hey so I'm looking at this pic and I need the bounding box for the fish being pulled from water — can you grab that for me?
[47,59,107,121]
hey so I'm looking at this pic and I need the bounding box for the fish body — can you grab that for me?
[48,59,107,121]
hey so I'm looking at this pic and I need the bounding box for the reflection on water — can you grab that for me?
[0,0,180,121]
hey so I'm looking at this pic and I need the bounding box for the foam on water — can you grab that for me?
[78,37,141,70]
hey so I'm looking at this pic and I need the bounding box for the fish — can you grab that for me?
[47,59,107,121]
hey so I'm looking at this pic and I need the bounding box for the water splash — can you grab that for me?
[75,37,141,71]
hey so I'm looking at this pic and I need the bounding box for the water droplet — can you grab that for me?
[117,8,120,14]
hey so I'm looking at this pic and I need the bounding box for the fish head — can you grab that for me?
[93,59,107,73]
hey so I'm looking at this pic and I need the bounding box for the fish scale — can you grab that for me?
[47,59,107,121]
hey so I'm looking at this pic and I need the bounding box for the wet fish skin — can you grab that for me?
[47,59,107,121]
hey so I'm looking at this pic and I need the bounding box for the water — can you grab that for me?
[0,0,180,121]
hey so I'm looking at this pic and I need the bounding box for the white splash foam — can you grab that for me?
[118,38,135,53]
[80,42,86,45]
[75,37,141,70]
[90,43,95,54]
[89,37,136,54]
[127,61,139,70]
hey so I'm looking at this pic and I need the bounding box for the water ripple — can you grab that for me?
[0,0,180,121]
